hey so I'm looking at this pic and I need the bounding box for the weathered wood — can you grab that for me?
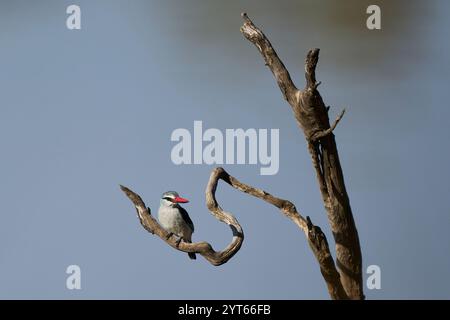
[121,13,363,300]
[122,166,348,299]
[120,167,244,266]
[240,13,363,299]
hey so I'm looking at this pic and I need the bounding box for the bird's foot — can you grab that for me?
[173,235,183,247]
[166,232,174,240]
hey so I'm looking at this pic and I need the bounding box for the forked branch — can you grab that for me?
[121,167,347,299]
[120,167,244,266]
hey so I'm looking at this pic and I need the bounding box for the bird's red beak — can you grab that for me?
[174,196,189,203]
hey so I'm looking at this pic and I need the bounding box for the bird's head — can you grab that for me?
[160,191,189,207]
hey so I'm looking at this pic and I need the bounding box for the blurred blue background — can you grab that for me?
[1,0,449,299]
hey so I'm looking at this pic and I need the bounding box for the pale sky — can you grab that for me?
[0,0,449,299]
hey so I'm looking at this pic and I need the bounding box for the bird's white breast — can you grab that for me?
[158,205,192,240]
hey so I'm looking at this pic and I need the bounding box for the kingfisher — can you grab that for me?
[158,191,196,260]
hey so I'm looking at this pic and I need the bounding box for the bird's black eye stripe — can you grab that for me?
[163,197,173,201]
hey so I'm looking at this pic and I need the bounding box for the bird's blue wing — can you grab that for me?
[179,206,194,232]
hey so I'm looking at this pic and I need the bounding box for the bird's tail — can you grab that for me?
[188,252,196,260]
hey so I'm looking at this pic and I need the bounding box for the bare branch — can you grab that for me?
[311,109,346,141]
[307,141,329,204]
[208,167,348,300]
[120,167,244,266]
[306,217,348,300]
[305,48,321,90]
[121,13,362,300]
[241,13,364,299]
[240,12,300,104]
[219,169,307,233]
[121,166,346,298]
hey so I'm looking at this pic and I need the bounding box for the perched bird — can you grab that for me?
[158,191,196,260]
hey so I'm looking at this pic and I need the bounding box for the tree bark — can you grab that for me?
[120,167,244,266]
[240,13,363,299]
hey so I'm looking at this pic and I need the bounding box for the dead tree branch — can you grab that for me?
[240,13,363,299]
[122,167,347,299]
[216,168,348,299]
[120,167,244,266]
[121,13,362,300]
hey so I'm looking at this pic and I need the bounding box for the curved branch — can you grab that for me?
[216,167,347,300]
[121,166,347,298]
[219,169,308,233]
[306,217,348,299]
[240,12,299,105]
[311,109,346,141]
[120,167,244,266]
